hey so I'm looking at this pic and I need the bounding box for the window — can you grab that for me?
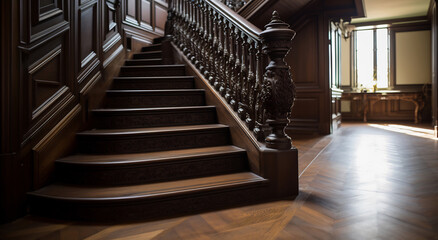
[354,27,390,90]
[330,23,342,89]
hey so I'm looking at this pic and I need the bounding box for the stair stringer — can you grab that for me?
[169,42,299,199]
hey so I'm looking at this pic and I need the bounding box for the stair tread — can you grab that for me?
[77,124,228,135]
[125,58,162,62]
[92,105,215,113]
[142,43,162,48]
[134,50,162,54]
[29,172,266,201]
[57,145,245,165]
[113,76,194,80]
[106,89,204,93]
[120,64,184,68]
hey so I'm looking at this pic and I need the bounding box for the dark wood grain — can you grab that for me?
[111,76,194,89]
[0,0,170,222]
[431,0,438,137]
[2,123,437,239]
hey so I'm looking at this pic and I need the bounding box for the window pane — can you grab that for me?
[356,30,374,89]
[376,28,389,88]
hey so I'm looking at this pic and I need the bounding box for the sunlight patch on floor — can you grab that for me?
[368,123,437,140]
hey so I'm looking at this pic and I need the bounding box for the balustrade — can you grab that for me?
[219,0,248,12]
[167,0,296,150]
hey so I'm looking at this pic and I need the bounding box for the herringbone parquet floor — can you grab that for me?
[1,123,437,240]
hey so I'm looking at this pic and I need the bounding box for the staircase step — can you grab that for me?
[153,37,165,44]
[56,146,248,186]
[141,43,162,52]
[104,89,205,108]
[133,51,162,59]
[92,106,217,129]
[77,124,231,154]
[111,76,194,90]
[124,59,162,66]
[119,65,185,77]
[28,172,267,221]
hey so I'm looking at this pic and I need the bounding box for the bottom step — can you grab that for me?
[28,172,268,222]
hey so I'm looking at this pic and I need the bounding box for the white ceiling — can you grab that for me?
[351,0,431,23]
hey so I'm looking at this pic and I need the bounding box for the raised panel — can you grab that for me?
[26,40,68,121]
[292,97,319,120]
[127,0,137,19]
[79,4,96,67]
[31,49,62,111]
[141,0,152,26]
[40,0,56,14]
[28,0,68,43]
[104,0,118,40]
[102,0,122,68]
[32,0,63,24]
[155,3,167,30]
[77,0,99,85]
[288,16,319,87]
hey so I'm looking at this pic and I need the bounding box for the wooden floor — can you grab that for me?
[1,122,437,240]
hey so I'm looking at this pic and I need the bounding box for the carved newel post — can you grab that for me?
[260,11,296,150]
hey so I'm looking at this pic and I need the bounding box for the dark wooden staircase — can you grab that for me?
[28,39,268,222]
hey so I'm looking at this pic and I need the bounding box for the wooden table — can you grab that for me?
[342,91,425,123]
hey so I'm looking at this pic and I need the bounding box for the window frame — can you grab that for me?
[352,26,391,91]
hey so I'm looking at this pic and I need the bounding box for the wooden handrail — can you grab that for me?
[166,0,296,149]
[208,0,261,39]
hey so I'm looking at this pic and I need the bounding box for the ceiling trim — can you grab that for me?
[352,16,430,27]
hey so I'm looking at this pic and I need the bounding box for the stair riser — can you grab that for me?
[125,59,162,66]
[93,109,217,128]
[141,45,161,52]
[153,37,164,44]
[78,129,230,154]
[119,67,185,77]
[133,52,162,59]
[105,93,205,108]
[56,153,248,186]
[29,184,266,222]
[111,79,194,90]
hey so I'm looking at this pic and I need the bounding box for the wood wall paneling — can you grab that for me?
[289,96,320,132]
[286,14,331,134]
[32,105,82,188]
[102,0,123,68]
[122,0,167,46]
[155,1,167,31]
[77,0,100,91]
[288,17,319,87]
[431,0,438,136]
[28,0,68,44]
[141,0,152,27]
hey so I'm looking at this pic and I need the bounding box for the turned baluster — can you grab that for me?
[212,12,221,89]
[227,24,236,105]
[238,34,249,120]
[253,42,266,140]
[215,15,225,93]
[223,20,232,102]
[176,0,184,48]
[182,0,189,54]
[202,3,211,79]
[233,28,242,111]
[196,1,203,66]
[260,11,296,150]
[207,7,216,85]
[217,15,226,95]
[192,0,201,66]
[199,1,207,74]
[246,39,256,130]
[187,0,195,60]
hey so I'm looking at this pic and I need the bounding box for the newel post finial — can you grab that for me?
[260,11,296,150]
